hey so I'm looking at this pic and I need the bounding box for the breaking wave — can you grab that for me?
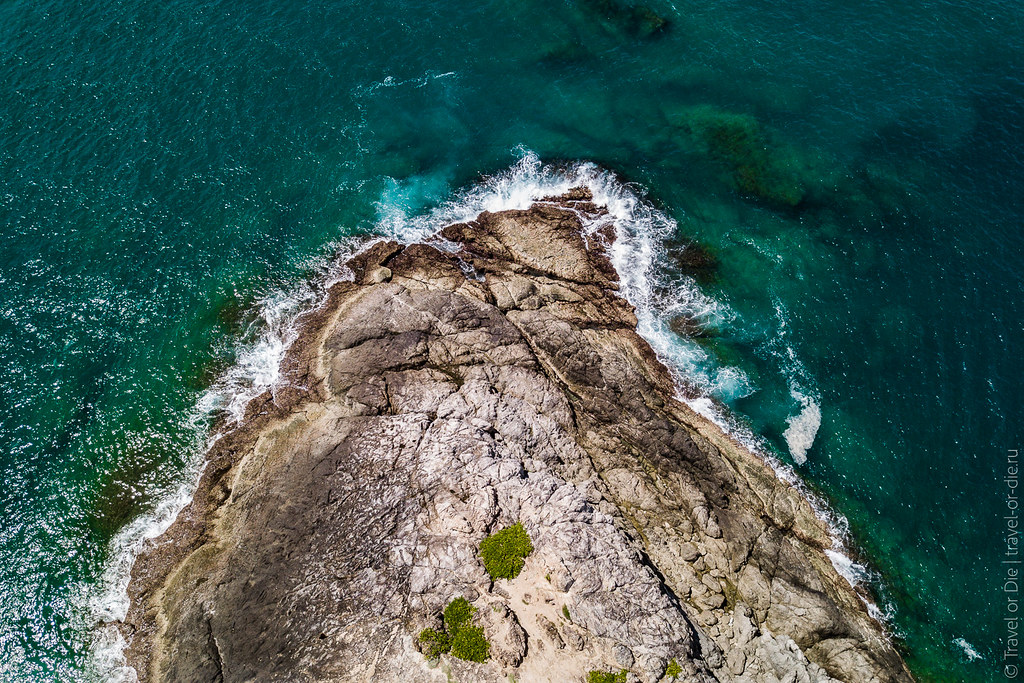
[377,150,751,412]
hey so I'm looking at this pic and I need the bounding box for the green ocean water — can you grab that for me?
[1,0,1022,680]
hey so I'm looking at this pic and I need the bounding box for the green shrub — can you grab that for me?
[443,597,475,633]
[417,627,450,659]
[418,597,490,663]
[665,658,682,679]
[479,522,534,580]
[450,624,490,663]
[562,605,571,622]
[586,670,628,683]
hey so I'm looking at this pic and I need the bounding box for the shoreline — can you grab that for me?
[104,161,909,682]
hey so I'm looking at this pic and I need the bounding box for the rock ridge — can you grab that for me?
[119,190,913,683]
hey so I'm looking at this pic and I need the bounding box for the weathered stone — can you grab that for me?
[119,195,912,683]
[367,265,392,283]
[728,648,748,675]
[537,615,565,650]
[679,542,701,562]
[564,626,585,651]
[613,643,635,668]
[479,603,527,667]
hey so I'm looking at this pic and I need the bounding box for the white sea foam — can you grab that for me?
[823,549,890,623]
[824,549,871,587]
[954,637,982,661]
[356,69,457,97]
[784,389,821,465]
[766,297,822,465]
[88,150,892,678]
[376,150,750,414]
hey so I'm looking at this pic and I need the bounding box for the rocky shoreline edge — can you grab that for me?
[117,189,912,682]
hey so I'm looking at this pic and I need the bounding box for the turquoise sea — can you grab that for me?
[1,0,1022,680]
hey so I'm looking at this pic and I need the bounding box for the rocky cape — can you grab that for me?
[119,191,913,683]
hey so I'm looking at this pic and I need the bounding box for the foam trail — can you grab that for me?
[767,298,823,465]
[823,549,888,623]
[954,637,982,661]
[784,389,822,465]
[824,549,872,586]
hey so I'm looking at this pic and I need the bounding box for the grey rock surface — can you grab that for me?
[119,191,913,683]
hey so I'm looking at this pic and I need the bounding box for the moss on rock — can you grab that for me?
[417,627,451,659]
[443,597,475,633]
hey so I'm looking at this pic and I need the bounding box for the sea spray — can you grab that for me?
[954,637,982,662]
[766,297,823,465]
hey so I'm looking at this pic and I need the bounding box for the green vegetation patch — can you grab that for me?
[443,596,475,633]
[665,658,682,679]
[418,597,490,663]
[587,670,628,683]
[450,624,490,663]
[479,522,534,580]
[418,627,451,659]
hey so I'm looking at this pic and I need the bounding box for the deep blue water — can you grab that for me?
[1,0,1022,680]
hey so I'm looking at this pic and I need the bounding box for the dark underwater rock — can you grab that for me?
[666,104,808,208]
[579,0,671,39]
[666,239,719,283]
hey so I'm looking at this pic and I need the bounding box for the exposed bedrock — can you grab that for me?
[120,192,912,683]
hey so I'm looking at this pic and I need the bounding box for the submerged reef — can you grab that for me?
[118,191,912,682]
[658,102,915,229]
[579,0,671,39]
[666,105,810,208]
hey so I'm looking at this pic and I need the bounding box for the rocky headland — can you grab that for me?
[119,190,913,682]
